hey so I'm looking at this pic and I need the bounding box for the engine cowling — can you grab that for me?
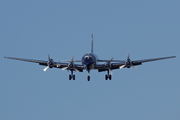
[68,63,75,69]
[47,59,54,68]
[119,54,138,69]
[43,54,55,71]
[104,57,114,69]
[104,63,111,69]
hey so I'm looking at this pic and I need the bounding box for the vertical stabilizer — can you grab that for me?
[91,34,94,53]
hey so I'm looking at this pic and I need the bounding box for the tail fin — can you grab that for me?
[91,34,94,53]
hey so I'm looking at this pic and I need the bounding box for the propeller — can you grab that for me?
[61,57,80,72]
[119,54,137,69]
[43,54,54,71]
[104,57,114,75]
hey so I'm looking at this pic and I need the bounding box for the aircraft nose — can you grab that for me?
[83,61,90,66]
[83,61,91,68]
[85,58,94,64]
[84,63,91,70]
[83,59,93,70]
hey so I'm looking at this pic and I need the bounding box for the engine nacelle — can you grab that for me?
[125,60,132,68]
[68,63,75,69]
[47,60,54,68]
[132,61,142,66]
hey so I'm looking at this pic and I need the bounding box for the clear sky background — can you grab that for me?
[0,0,179,120]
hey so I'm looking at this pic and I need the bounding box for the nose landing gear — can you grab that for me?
[87,75,90,81]
[87,70,91,81]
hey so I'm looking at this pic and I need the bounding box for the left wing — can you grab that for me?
[96,56,176,72]
[133,56,176,63]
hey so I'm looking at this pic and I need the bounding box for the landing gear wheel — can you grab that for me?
[87,76,90,81]
[73,75,75,80]
[69,75,72,80]
[105,75,108,80]
[105,74,112,80]
[109,75,112,80]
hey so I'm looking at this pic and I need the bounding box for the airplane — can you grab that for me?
[5,34,176,81]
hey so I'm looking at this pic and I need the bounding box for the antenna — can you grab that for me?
[91,34,94,53]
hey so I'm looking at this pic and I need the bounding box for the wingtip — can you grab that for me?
[171,56,176,58]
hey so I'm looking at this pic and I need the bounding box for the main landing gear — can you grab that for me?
[105,70,112,80]
[69,70,75,80]
[105,74,112,80]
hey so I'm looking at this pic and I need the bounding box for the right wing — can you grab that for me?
[5,56,49,65]
[4,56,84,72]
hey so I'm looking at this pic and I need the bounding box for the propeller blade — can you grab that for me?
[43,66,49,71]
[91,34,93,39]
[74,68,80,72]
[47,54,50,60]
[71,56,74,62]
[62,67,68,70]
[110,57,114,62]
[120,65,126,69]
[127,53,130,59]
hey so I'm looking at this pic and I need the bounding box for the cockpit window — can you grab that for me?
[85,56,90,59]
[84,56,93,60]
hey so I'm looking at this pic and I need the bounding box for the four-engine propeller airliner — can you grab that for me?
[5,35,176,81]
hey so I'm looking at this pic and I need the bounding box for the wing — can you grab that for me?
[4,56,84,71]
[133,56,176,63]
[4,56,66,68]
[97,60,125,62]
[95,56,176,72]
[95,58,125,71]
[95,62,125,72]
[60,60,82,62]
[5,56,49,64]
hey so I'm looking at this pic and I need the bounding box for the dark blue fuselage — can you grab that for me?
[82,53,99,71]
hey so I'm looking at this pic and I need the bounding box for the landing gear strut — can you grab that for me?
[105,70,112,80]
[69,70,75,80]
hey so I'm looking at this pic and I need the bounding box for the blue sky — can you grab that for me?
[1,0,179,120]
